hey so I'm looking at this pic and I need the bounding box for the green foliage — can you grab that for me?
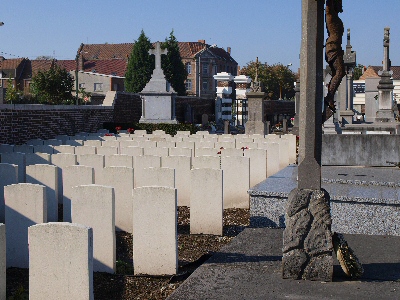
[104,122,198,136]
[161,30,187,96]
[7,284,28,300]
[241,61,296,100]
[31,64,74,104]
[353,64,364,80]
[78,87,92,103]
[125,30,154,93]
[5,77,20,104]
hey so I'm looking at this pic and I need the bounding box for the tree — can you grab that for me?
[125,30,154,93]
[353,64,364,80]
[5,77,20,104]
[161,30,187,95]
[241,61,296,100]
[31,64,74,104]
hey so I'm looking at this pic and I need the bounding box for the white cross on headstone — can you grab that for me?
[149,42,167,71]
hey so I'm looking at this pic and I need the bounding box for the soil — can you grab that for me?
[6,207,249,300]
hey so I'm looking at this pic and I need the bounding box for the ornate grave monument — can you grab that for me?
[245,57,268,135]
[376,27,395,123]
[139,42,178,124]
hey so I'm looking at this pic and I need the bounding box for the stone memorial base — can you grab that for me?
[245,120,267,135]
[139,92,178,124]
[282,188,333,281]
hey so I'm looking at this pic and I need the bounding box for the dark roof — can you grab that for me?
[79,42,237,64]
[80,59,127,77]
[80,43,133,60]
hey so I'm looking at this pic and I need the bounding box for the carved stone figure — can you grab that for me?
[324,0,345,122]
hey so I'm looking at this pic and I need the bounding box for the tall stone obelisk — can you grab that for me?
[282,0,333,282]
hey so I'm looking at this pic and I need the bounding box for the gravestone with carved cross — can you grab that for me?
[139,41,178,124]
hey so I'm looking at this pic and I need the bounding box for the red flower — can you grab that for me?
[217,151,221,154]
[127,128,135,134]
[105,133,114,136]
[115,126,122,131]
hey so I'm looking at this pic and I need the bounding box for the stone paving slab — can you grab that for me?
[168,228,400,300]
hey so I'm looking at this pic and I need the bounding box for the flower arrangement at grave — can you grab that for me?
[115,126,122,134]
[127,128,135,134]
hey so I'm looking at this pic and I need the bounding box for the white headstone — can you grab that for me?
[190,168,223,235]
[135,167,175,189]
[168,147,192,157]
[62,165,94,222]
[25,152,51,165]
[162,156,192,207]
[51,153,77,204]
[191,156,220,169]
[26,164,58,222]
[96,167,134,233]
[5,183,47,268]
[132,186,177,275]
[71,185,115,273]
[1,152,26,183]
[244,148,268,187]
[29,223,94,300]
[53,145,75,154]
[75,145,97,155]
[221,156,250,209]
[97,146,119,155]
[105,154,134,168]
[0,163,18,223]
[77,154,105,182]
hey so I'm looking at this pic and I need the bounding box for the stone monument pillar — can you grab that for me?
[291,78,300,135]
[245,58,267,135]
[139,42,178,124]
[234,74,251,126]
[282,0,333,282]
[376,27,395,122]
[339,29,356,125]
[213,72,234,124]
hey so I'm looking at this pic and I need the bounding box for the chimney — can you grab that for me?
[198,39,206,44]
[79,56,85,71]
[227,47,231,54]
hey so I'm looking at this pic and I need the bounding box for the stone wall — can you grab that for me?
[175,96,215,123]
[0,105,113,145]
[322,134,400,166]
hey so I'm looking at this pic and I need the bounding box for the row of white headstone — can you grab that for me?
[0,170,222,299]
[0,130,296,299]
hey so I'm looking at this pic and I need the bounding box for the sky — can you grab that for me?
[1,0,400,72]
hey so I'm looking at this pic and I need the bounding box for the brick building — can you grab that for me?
[77,41,237,99]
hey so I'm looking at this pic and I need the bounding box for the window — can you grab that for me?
[203,64,208,75]
[94,83,103,91]
[202,80,208,90]
[79,83,85,89]
[186,62,191,75]
[185,79,192,91]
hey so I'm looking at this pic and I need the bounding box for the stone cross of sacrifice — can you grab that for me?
[149,42,168,71]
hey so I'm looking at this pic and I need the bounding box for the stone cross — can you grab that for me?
[297,0,324,190]
[149,42,167,72]
[383,27,390,72]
